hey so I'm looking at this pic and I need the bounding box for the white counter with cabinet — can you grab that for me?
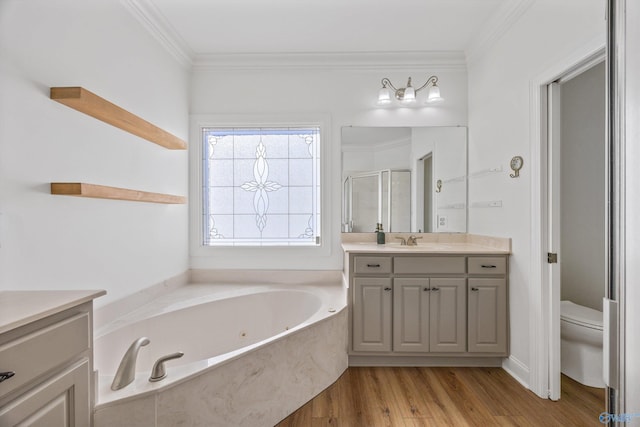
[342,233,510,366]
[0,290,105,426]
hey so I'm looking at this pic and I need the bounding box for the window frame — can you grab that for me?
[189,114,332,268]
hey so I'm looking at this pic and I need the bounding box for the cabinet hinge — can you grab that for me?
[547,252,558,264]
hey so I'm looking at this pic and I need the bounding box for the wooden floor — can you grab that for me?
[276,367,605,427]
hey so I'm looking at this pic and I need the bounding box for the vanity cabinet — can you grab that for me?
[348,252,508,361]
[353,277,392,352]
[0,292,103,427]
[392,278,466,353]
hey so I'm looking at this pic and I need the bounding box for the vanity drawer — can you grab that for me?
[394,256,466,274]
[468,257,507,275]
[0,312,90,400]
[354,256,392,274]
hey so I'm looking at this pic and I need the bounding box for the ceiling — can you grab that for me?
[136,0,511,59]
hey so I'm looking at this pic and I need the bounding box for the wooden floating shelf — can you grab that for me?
[51,183,186,204]
[50,87,187,150]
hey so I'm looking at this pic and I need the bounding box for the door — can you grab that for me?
[429,278,466,352]
[353,278,392,352]
[468,278,507,353]
[423,155,433,232]
[393,278,430,352]
[547,81,562,400]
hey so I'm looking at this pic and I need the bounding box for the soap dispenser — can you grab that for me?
[376,223,386,245]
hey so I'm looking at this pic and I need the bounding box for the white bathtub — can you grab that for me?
[93,283,347,427]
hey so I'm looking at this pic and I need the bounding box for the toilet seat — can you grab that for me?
[561,300,603,330]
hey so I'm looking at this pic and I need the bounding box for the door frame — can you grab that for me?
[528,40,605,399]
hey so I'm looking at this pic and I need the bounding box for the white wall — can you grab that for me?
[560,62,606,311]
[191,64,467,269]
[0,0,190,306]
[374,143,411,170]
[467,0,604,383]
[342,141,411,178]
[411,127,467,232]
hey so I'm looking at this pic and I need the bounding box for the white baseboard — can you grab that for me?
[502,355,530,390]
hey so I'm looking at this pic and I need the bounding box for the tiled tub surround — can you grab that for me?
[93,280,347,427]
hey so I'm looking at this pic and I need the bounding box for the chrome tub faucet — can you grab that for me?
[111,337,150,390]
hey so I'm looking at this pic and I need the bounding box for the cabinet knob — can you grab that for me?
[384,287,392,291]
[367,264,381,268]
[431,287,439,291]
[0,371,15,383]
[471,287,479,291]
[423,287,430,291]
[481,265,497,269]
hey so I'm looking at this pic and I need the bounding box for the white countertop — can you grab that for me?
[341,233,511,255]
[341,242,511,255]
[0,290,106,334]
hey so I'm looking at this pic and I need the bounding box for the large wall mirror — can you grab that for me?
[342,126,467,233]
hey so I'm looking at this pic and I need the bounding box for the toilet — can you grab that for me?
[560,300,604,388]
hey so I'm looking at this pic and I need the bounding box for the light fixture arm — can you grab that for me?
[414,75,439,93]
[380,77,397,92]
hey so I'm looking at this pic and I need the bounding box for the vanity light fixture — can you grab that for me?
[377,75,443,106]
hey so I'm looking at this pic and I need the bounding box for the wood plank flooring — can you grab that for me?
[276,367,605,427]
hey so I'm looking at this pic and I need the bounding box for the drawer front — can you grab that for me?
[0,313,90,400]
[468,257,507,275]
[354,256,392,274]
[394,256,466,274]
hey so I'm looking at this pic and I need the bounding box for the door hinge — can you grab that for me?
[548,252,558,264]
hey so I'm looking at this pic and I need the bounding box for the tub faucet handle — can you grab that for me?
[149,352,184,382]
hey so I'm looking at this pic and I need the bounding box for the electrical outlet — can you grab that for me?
[438,215,447,228]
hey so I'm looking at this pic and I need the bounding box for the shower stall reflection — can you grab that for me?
[343,169,410,232]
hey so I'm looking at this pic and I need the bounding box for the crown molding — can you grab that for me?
[465,0,535,64]
[192,51,467,72]
[122,0,467,72]
[121,0,194,68]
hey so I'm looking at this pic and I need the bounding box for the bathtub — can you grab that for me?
[93,282,348,427]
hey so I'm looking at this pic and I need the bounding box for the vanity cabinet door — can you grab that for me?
[0,359,90,427]
[353,278,392,352]
[429,278,467,352]
[393,278,430,352]
[468,278,507,353]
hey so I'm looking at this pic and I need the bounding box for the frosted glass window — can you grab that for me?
[202,127,321,246]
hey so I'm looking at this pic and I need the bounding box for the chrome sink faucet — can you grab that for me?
[111,337,150,390]
[407,235,423,246]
